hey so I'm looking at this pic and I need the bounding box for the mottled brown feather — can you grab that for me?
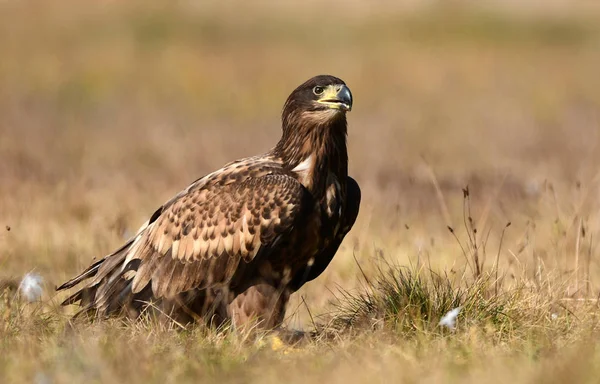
[127,168,307,298]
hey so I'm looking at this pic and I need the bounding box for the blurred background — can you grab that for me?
[1,0,600,326]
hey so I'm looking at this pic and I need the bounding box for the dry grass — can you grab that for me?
[2,1,600,383]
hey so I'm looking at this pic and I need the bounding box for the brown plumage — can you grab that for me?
[57,75,361,329]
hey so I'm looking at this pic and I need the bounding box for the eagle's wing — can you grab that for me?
[129,173,309,298]
[58,163,311,309]
[289,176,361,291]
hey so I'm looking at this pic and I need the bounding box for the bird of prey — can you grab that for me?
[57,75,361,329]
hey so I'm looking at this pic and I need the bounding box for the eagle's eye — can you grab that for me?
[313,86,325,96]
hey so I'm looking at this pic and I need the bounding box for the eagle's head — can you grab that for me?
[281,75,352,130]
[276,75,352,180]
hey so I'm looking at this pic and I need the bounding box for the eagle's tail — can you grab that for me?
[56,257,106,292]
[56,238,147,317]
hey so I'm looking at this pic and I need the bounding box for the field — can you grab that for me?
[2,1,600,382]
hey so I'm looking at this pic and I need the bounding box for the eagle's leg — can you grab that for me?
[227,283,291,330]
[155,287,231,327]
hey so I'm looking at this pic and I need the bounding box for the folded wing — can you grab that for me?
[58,165,310,315]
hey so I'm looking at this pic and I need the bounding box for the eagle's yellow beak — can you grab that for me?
[316,84,352,111]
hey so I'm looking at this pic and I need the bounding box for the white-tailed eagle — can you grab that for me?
[57,75,361,329]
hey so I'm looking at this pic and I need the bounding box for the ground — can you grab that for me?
[1,1,600,383]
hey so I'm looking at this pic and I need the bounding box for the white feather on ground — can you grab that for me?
[439,307,462,330]
[19,272,44,302]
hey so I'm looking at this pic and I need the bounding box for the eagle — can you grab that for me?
[57,75,361,330]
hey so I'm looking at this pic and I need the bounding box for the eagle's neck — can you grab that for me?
[274,111,348,197]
